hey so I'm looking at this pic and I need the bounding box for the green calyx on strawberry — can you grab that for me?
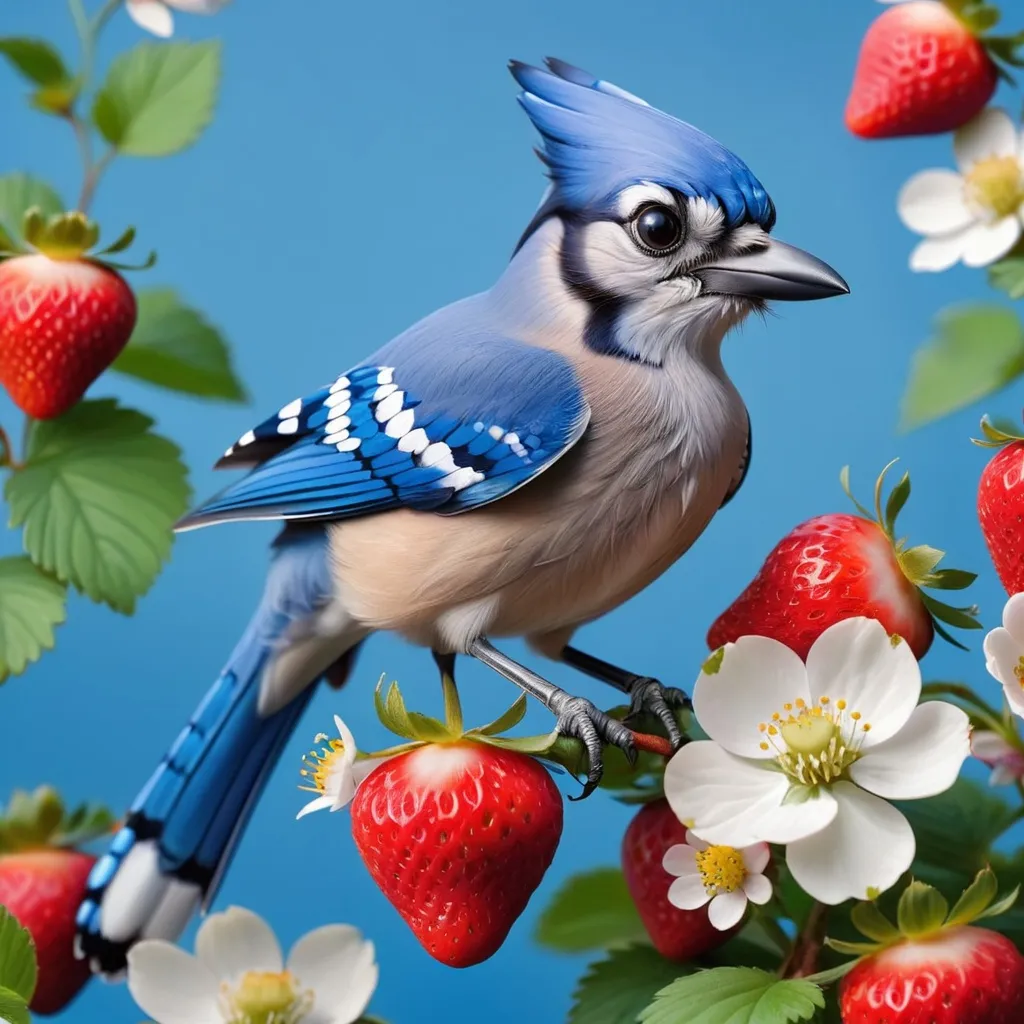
[0,787,115,1015]
[0,785,115,854]
[840,460,981,649]
[370,673,559,758]
[828,868,1019,960]
[0,206,155,271]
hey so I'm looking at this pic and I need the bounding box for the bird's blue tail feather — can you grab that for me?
[76,531,349,977]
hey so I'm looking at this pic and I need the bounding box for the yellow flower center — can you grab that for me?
[299,732,345,796]
[759,697,871,787]
[966,156,1024,220]
[694,845,747,895]
[1014,656,1024,691]
[221,970,313,1024]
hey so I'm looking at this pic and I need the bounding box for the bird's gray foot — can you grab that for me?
[467,636,636,799]
[549,692,638,800]
[624,676,690,750]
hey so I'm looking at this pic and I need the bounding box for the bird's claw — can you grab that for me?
[624,676,690,750]
[553,695,637,800]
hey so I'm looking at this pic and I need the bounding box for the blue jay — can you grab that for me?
[76,58,847,975]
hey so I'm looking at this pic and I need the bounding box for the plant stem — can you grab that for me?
[67,0,123,213]
[0,424,22,470]
[781,901,829,979]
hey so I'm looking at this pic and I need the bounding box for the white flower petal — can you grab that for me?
[666,741,837,846]
[126,0,174,36]
[962,217,1022,268]
[707,890,748,931]
[287,926,378,1024]
[742,872,773,906]
[984,626,1024,718]
[898,170,974,235]
[785,782,915,904]
[127,941,222,1024]
[195,906,283,982]
[683,828,709,852]
[849,701,970,799]
[1002,593,1024,644]
[955,107,1019,171]
[910,231,969,271]
[694,636,809,758]
[741,842,771,876]
[667,874,711,911]
[662,843,698,877]
[297,795,333,820]
[805,618,920,746]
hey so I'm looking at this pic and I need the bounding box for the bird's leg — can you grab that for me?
[560,645,690,750]
[467,637,636,798]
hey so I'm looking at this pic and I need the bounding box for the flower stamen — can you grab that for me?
[220,970,314,1024]
[966,155,1024,221]
[694,844,747,896]
[761,694,870,786]
[299,735,346,796]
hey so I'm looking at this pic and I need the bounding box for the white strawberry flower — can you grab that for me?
[297,716,389,819]
[898,107,1024,271]
[127,906,378,1024]
[663,830,772,931]
[126,0,231,39]
[665,617,971,905]
[983,593,1024,721]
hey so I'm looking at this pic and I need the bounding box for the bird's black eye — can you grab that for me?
[634,204,683,253]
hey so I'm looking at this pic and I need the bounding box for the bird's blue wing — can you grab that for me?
[178,331,589,530]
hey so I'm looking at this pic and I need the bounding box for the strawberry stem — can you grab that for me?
[780,900,830,979]
[0,424,23,471]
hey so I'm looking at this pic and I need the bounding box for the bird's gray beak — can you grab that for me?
[696,239,849,301]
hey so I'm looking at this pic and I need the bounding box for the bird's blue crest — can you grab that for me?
[512,59,776,232]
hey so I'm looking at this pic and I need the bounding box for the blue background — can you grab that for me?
[1,1,1020,1020]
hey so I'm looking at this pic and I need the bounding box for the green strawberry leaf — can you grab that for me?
[569,945,687,1024]
[990,257,1024,300]
[92,41,220,157]
[899,305,1024,432]
[0,987,30,1024]
[5,399,191,614]
[946,867,999,927]
[896,881,948,938]
[535,867,646,952]
[896,778,1016,892]
[0,557,66,683]
[113,289,246,402]
[850,901,900,944]
[639,967,824,1024]
[0,907,36,1003]
[928,568,977,591]
[0,38,70,87]
[0,173,63,249]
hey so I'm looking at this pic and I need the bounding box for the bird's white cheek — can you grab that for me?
[575,220,660,297]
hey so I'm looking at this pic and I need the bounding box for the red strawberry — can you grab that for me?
[621,799,737,961]
[0,209,150,420]
[976,417,1024,596]
[351,740,563,967]
[0,787,115,1015]
[845,1,1001,139]
[708,463,979,660]
[0,850,95,1015]
[840,926,1024,1023]
[0,255,136,419]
